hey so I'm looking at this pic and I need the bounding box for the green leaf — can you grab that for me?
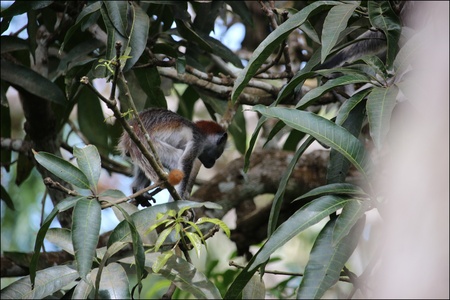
[249,195,352,270]
[33,150,91,190]
[0,36,29,54]
[297,216,365,299]
[152,251,174,273]
[60,1,102,52]
[332,199,370,246]
[174,19,212,52]
[108,201,222,247]
[124,3,150,72]
[1,60,66,105]
[92,263,131,299]
[185,232,202,257]
[120,252,222,298]
[29,196,86,286]
[72,278,94,299]
[366,85,399,151]
[73,145,101,193]
[46,228,74,254]
[268,136,315,236]
[242,274,266,300]
[197,217,231,238]
[367,1,401,68]
[1,184,14,211]
[0,265,79,299]
[295,183,366,201]
[321,2,360,63]
[228,106,247,155]
[253,106,371,178]
[0,1,53,18]
[226,1,253,26]
[72,199,101,279]
[134,67,167,108]
[296,74,370,109]
[335,89,371,125]
[232,1,340,103]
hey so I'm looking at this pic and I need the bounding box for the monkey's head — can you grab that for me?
[195,120,228,168]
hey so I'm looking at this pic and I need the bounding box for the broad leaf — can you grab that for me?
[1,60,66,105]
[253,106,371,178]
[91,264,131,299]
[321,2,360,63]
[368,1,401,68]
[73,199,101,279]
[1,265,79,299]
[297,216,365,299]
[249,195,352,270]
[46,228,74,254]
[73,145,101,193]
[232,1,340,103]
[33,150,91,189]
[366,85,399,151]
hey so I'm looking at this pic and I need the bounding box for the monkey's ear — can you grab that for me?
[217,132,227,145]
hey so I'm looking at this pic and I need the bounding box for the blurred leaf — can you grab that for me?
[0,102,11,172]
[1,60,66,105]
[73,199,101,279]
[232,1,340,103]
[249,195,351,270]
[297,216,365,299]
[0,36,29,54]
[73,145,101,194]
[368,1,401,68]
[202,35,244,68]
[228,106,247,154]
[152,251,174,273]
[0,184,14,211]
[197,217,231,238]
[253,106,371,178]
[0,1,53,18]
[242,274,266,299]
[321,2,360,63]
[0,265,79,299]
[77,88,109,155]
[226,1,253,26]
[366,85,399,151]
[33,150,91,190]
[174,19,212,52]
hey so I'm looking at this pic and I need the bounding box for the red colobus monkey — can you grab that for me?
[119,108,227,204]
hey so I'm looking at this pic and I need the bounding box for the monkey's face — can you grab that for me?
[199,132,227,168]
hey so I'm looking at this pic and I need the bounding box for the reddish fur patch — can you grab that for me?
[167,169,184,186]
[195,120,225,135]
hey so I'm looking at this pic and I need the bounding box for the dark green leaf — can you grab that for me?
[134,67,167,108]
[174,19,212,52]
[297,216,365,299]
[73,199,101,279]
[253,106,371,178]
[124,3,150,72]
[1,1,54,18]
[249,195,352,270]
[0,36,29,54]
[73,145,101,194]
[228,106,247,154]
[368,1,401,68]
[321,2,360,63]
[92,263,131,299]
[332,199,370,246]
[33,150,91,190]
[0,103,11,171]
[1,184,14,211]
[1,60,66,105]
[296,74,370,109]
[0,265,79,299]
[268,136,315,236]
[226,1,253,26]
[232,1,340,103]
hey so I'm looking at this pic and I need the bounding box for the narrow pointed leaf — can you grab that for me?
[366,85,399,151]
[335,89,370,125]
[232,1,340,103]
[332,199,370,246]
[296,74,370,109]
[73,145,101,193]
[253,106,371,178]
[33,150,91,189]
[321,2,360,63]
[0,265,78,299]
[124,3,150,71]
[249,195,352,270]
[295,183,367,201]
[73,199,101,279]
[297,216,365,299]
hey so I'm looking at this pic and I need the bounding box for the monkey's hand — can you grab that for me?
[131,187,160,207]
